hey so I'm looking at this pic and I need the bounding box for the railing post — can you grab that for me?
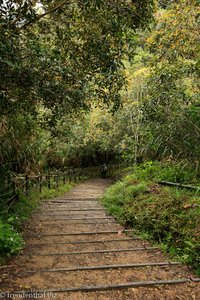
[25,175,29,196]
[39,175,42,193]
[46,174,50,189]
[56,174,59,188]
[70,169,73,182]
[12,179,16,197]
[68,170,71,182]
[2,173,5,188]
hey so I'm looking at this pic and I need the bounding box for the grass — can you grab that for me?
[102,172,200,276]
[0,180,74,263]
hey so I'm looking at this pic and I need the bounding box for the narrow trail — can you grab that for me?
[0,178,200,300]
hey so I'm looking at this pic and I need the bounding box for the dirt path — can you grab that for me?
[0,178,200,300]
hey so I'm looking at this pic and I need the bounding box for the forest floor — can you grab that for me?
[0,178,200,300]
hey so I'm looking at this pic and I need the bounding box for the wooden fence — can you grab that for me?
[0,164,121,209]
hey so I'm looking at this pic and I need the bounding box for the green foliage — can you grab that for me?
[133,161,196,183]
[142,0,200,162]
[0,181,72,261]
[102,173,200,275]
[0,0,155,175]
[0,221,24,257]
[30,183,72,201]
[0,0,155,119]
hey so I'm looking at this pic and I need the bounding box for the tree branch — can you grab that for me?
[18,0,72,31]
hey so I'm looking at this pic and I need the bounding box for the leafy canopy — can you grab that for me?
[0,0,155,121]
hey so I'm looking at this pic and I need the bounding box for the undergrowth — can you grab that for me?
[0,181,73,263]
[102,165,200,276]
[132,160,199,184]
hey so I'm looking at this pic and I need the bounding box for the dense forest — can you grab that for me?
[1,0,199,175]
[0,0,200,269]
[1,0,199,177]
[0,0,154,175]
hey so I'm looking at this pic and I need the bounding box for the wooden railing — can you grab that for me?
[0,164,121,209]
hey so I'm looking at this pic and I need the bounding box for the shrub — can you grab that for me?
[0,182,73,261]
[0,221,24,256]
[102,171,200,275]
[134,161,195,183]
